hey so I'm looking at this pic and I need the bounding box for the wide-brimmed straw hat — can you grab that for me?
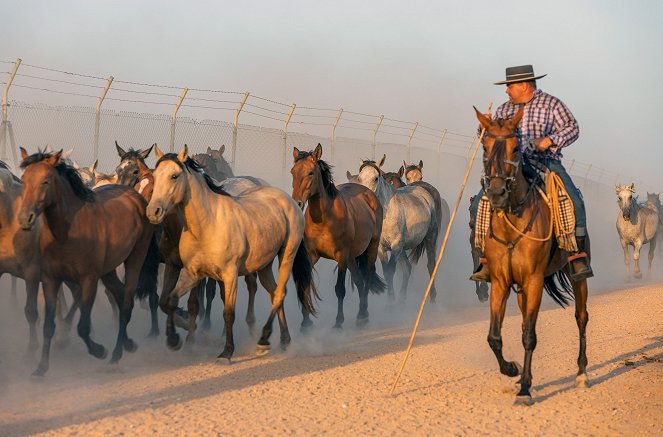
[494,65,547,85]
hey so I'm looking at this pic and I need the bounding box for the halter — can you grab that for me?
[481,131,526,214]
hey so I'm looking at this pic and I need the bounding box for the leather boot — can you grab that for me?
[568,236,593,281]
[470,257,491,283]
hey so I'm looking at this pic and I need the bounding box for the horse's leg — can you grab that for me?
[147,283,160,337]
[197,279,206,321]
[398,251,412,301]
[33,277,62,376]
[572,278,590,387]
[648,239,656,275]
[381,250,396,301]
[185,283,201,345]
[24,271,40,354]
[633,240,643,279]
[203,278,217,331]
[425,237,439,303]
[76,277,108,361]
[515,279,544,403]
[487,281,520,378]
[333,261,348,329]
[163,269,201,351]
[300,252,319,331]
[218,270,239,360]
[56,282,80,349]
[244,273,258,336]
[104,285,119,324]
[10,275,18,306]
[257,262,291,352]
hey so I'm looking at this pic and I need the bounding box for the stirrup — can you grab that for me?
[568,252,593,281]
[470,258,491,283]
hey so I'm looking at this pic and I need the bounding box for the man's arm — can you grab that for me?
[548,99,579,149]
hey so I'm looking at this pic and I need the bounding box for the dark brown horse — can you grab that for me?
[475,108,589,404]
[291,144,385,329]
[18,148,157,375]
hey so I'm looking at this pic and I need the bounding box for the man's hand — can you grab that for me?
[534,136,554,152]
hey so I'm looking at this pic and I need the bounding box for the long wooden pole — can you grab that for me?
[390,103,492,395]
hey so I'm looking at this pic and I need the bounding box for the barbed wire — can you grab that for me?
[250,94,292,107]
[21,62,107,81]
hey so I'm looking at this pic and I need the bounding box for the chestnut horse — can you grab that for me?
[475,107,589,404]
[18,148,157,376]
[291,144,385,329]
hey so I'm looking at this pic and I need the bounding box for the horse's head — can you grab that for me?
[147,144,189,224]
[291,143,337,209]
[115,141,154,187]
[346,170,359,183]
[616,183,636,220]
[403,160,423,184]
[18,148,63,230]
[192,145,233,181]
[73,159,98,188]
[646,191,661,209]
[357,154,386,193]
[383,166,406,188]
[475,106,524,210]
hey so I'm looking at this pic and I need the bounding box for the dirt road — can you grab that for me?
[0,283,661,436]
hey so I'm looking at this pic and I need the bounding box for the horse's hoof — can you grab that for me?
[256,344,270,356]
[173,312,190,330]
[218,347,234,360]
[90,344,108,360]
[146,329,159,339]
[123,338,138,353]
[280,340,290,351]
[167,333,182,351]
[514,394,533,406]
[300,322,314,334]
[575,373,590,388]
[504,361,521,377]
[332,323,343,331]
[634,272,642,279]
[31,365,48,377]
[356,317,369,328]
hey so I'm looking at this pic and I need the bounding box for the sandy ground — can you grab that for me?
[0,280,661,436]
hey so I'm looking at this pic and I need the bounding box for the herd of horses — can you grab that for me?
[0,107,657,404]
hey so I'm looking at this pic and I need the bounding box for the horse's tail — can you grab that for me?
[357,250,386,294]
[409,208,439,264]
[292,240,319,316]
[543,270,574,308]
[135,232,160,301]
[439,198,451,235]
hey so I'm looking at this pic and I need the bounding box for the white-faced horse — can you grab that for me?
[356,155,438,301]
[616,183,659,278]
[146,145,317,360]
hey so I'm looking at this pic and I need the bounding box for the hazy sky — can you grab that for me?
[2,0,662,188]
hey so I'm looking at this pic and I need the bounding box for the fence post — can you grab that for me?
[232,91,250,172]
[437,128,447,182]
[372,114,384,160]
[1,58,21,164]
[282,103,296,183]
[331,107,343,163]
[465,135,476,162]
[584,163,592,181]
[169,87,188,152]
[568,158,576,173]
[94,76,113,161]
[406,121,419,163]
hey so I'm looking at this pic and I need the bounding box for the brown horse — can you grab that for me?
[475,108,589,404]
[18,148,157,376]
[291,144,385,329]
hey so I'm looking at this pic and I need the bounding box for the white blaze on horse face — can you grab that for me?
[147,159,186,223]
[357,165,380,193]
[137,177,150,195]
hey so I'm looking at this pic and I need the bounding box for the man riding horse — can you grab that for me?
[470,65,593,282]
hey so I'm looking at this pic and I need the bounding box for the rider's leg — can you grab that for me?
[470,188,490,282]
[543,159,593,280]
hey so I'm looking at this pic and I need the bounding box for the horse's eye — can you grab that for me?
[42,180,49,186]
[374,177,378,182]
[308,171,314,176]
[133,169,138,174]
[171,174,179,180]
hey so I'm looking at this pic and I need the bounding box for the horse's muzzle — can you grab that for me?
[146,204,166,224]
[18,209,37,230]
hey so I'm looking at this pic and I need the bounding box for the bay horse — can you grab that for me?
[356,155,438,302]
[146,145,317,359]
[18,148,157,376]
[475,107,590,404]
[292,144,385,329]
[616,184,658,278]
[0,161,42,352]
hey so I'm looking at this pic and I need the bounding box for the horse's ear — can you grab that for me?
[46,149,62,166]
[418,160,423,170]
[20,147,29,160]
[154,144,164,160]
[293,147,301,160]
[313,143,323,160]
[398,166,404,177]
[511,106,525,127]
[219,144,225,155]
[177,144,189,163]
[62,149,73,160]
[206,146,213,154]
[90,159,98,172]
[346,170,353,181]
[72,160,80,169]
[474,106,491,130]
[115,141,126,157]
[615,183,620,194]
[139,144,154,160]
[378,154,386,168]
[629,182,635,192]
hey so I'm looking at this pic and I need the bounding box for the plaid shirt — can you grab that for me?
[492,89,579,160]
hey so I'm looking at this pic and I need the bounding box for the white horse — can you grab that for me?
[147,145,317,360]
[356,155,438,301]
[616,183,659,278]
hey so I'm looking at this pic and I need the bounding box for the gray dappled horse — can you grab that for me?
[646,192,663,254]
[616,184,659,278]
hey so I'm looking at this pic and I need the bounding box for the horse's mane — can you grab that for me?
[20,151,95,202]
[120,148,148,166]
[0,160,21,183]
[155,153,231,197]
[295,151,338,198]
